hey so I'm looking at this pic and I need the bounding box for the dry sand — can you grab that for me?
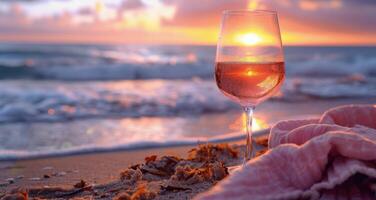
[0,145,196,191]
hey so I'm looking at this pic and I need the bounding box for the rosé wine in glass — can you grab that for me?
[215,10,285,163]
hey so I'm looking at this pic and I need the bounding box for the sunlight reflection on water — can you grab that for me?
[229,114,269,132]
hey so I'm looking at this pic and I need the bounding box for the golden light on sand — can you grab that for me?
[235,33,262,46]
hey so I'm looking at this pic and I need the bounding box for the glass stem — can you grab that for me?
[243,106,255,164]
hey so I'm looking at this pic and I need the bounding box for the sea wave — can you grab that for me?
[0,79,236,123]
[0,77,375,123]
[1,44,376,81]
[287,55,376,77]
[0,43,215,80]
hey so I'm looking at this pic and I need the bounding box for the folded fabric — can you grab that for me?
[196,104,376,200]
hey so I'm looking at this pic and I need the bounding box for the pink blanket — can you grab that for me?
[196,105,376,200]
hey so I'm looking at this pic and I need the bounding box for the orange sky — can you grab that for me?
[0,0,375,45]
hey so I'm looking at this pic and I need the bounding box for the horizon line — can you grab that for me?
[0,40,375,47]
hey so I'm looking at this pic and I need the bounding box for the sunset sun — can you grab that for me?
[236,33,262,45]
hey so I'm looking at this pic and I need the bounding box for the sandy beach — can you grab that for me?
[0,140,271,199]
[0,145,194,190]
[1,98,375,198]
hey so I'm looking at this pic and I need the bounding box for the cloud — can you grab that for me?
[119,0,144,9]
[0,0,181,44]
[118,0,176,30]
[0,0,177,30]
[164,0,247,27]
[163,0,376,38]
[0,4,31,29]
[298,0,342,11]
[0,0,375,45]
[259,0,376,34]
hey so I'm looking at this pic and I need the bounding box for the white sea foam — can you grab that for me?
[0,79,236,123]
[0,77,375,123]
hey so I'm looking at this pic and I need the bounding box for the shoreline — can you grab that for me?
[0,129,269,162]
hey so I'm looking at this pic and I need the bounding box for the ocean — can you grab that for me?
[0,43,376,160]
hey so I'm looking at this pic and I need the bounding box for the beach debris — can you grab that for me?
[207,161,229,181]
[43,174,50,179]
[3,143,266,200]
[255,137,269,147]
[144,155,157,164]
[114,192,131,200]
[15,176,24,180]
[5,178,14,184]
[129,184,156,200]
[170,161,228,185]
[129,164,141,170]
[188,144,238,164]
[99,193,109,198]
[120,168,143,184]
[73,180,87,189]
[1,188,28,200]
[140,165,168,177]
[160,185,192,193]
[140,156,181,177]
[92,190,99,196]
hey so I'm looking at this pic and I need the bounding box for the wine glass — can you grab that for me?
[215,10,285,163]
